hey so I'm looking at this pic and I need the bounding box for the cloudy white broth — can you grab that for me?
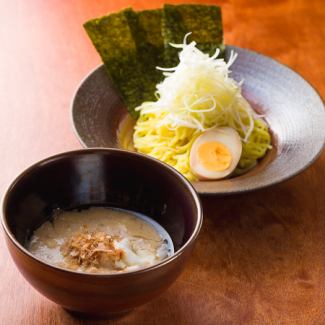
[28,207,174,273]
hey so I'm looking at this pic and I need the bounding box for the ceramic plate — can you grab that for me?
[71,46,325,195]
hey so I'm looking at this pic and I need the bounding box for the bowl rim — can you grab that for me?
[70,45,325,195]
[1,148,203,278]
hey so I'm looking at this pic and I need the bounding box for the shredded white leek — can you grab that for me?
[133,34,271,180]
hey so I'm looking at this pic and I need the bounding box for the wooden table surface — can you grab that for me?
[1,0,324,324]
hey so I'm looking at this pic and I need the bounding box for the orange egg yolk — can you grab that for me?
[198,141,232,171]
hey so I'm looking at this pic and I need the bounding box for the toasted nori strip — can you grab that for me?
[84,8,164,118]
[84,9,144,117]
[124,9,164,104]
[162,4,224,67]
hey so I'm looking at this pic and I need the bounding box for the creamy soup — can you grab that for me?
[28,207,173,274]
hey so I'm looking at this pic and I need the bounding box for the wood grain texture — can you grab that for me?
[0,0,324,324]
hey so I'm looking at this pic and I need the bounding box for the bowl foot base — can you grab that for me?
[64,307,133,320]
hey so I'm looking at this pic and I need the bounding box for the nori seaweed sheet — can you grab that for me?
[84,8,164,117]
[124,9,164,105]
[162,4,224,67]
[84,5,224,117]
[84,9,143,117]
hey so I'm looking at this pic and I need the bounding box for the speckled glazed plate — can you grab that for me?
[71,46,325,195]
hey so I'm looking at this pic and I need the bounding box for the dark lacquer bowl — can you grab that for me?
[71,46,325,195]
[1,149,202,316]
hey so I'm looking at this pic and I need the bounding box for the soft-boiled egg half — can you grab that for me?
[190,127,242,180]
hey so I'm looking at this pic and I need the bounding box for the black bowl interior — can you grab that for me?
[3,150,200,252]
